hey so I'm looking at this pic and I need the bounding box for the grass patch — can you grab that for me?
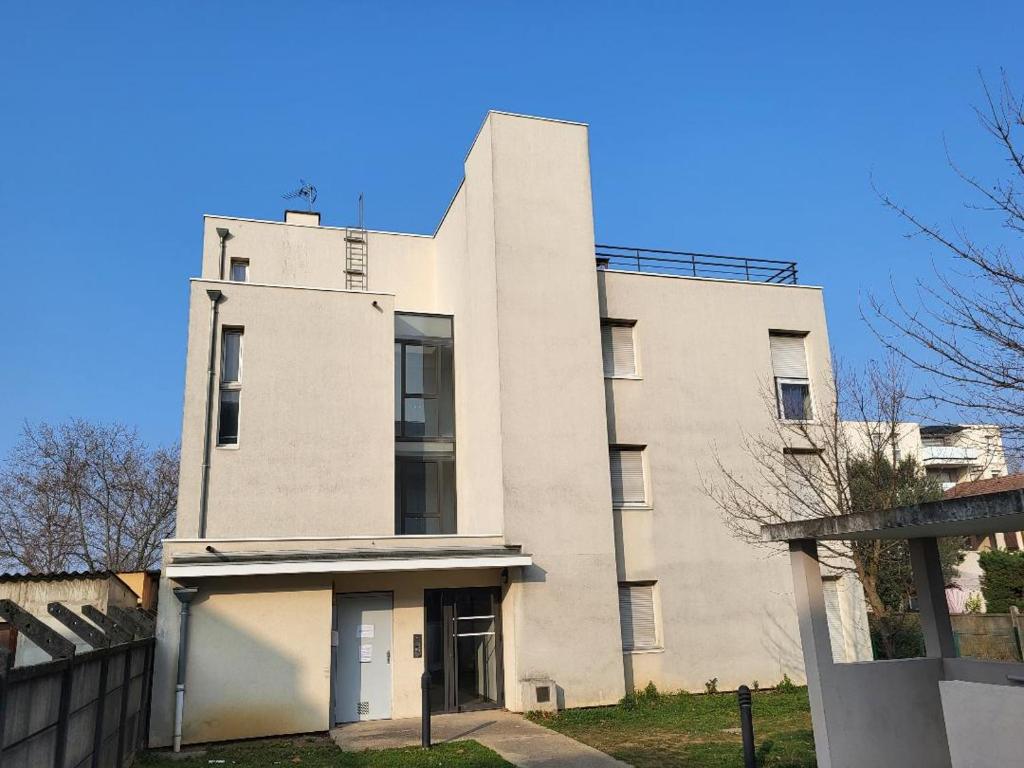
[138,735,513,767]
[528,687,816,768]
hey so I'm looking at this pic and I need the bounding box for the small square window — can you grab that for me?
[229,259,249,282]
[777,379,811,421]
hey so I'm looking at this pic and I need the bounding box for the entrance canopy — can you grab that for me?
[166,544,531,579]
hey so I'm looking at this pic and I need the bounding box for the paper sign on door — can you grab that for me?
[358,624,375,639]
[359,644,373,663]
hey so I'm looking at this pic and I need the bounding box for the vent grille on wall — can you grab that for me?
[358,701,370,716]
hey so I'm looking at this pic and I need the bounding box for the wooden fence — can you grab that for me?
[952,609,1024,662]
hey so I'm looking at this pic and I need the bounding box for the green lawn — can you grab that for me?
[528,687,816,768]
[139,736,513,768]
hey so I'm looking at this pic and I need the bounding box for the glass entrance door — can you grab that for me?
[424,587,503,713]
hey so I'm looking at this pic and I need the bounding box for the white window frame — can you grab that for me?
[229,258,249,283]
[217,328,243,447]
[609,445,649,509]
[775,376,813,422]
[601,319,640,379]
[618,581,662,653]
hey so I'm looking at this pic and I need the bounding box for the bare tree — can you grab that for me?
[869,71,1024,453]
[703,357,951,658]
[0,420,179,573]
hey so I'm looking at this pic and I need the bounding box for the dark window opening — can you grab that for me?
[395,313,455,534]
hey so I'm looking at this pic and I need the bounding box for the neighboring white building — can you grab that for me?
[845,420,1013,603]
[919,425,1008,491]
[844,421,1008,492]
[151,111,869,747]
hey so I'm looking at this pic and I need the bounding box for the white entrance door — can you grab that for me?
[335,592,393,722]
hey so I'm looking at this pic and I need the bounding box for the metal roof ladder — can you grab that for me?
[345,195,368,290]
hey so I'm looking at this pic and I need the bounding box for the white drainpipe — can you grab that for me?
[172,586,198,752]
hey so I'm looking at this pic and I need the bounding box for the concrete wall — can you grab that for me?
[175,575,332,744]
[434,181,506,536]
[941,681,1024,768]
[0,576,137,666]
[823,659,952,768]
[482,113,626,709]
[176,280,396,538]
[201,217,436,309]
[600,269,830,690]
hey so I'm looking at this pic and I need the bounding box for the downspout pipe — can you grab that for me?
[198,289,222,538]
[215,228,231,280]
[172,586,198,752]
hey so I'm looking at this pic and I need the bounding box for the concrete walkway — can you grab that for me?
[331,709,631,768]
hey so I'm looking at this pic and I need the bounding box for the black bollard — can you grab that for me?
[421,670,431,748]
[738,685,756,768]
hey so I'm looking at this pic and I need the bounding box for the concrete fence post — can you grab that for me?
[115,648,132,768]
[54,659,75,768]
[0,663,8,768]
[90,652,111,768]
[1010,606,1023,661]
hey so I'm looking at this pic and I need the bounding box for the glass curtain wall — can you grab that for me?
[395,313,455,534]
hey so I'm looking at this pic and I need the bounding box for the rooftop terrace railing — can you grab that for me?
[595,244,799,284]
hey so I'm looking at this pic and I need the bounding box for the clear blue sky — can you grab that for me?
[1,2,1020,454]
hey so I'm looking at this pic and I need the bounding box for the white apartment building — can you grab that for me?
[844,420,1011,602]
[151,112,856,747]
[844,422,1007,492]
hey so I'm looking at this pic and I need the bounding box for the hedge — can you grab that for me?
[979,549,1024,613]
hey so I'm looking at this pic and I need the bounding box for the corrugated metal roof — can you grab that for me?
[0,569,123,583]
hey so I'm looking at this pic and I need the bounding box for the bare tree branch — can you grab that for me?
[0,419,178,573]
[867,70,1024,455]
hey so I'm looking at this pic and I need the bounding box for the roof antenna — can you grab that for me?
[283,179,318,211]
[357,192,365,229]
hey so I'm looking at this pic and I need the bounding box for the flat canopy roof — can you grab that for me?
[166,545,532,579]
[762,488,1024,543]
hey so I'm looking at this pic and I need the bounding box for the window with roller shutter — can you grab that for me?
[610,447,647,507]
[769,332,812,420]
[601,320,637,377]
[618,582,659,651]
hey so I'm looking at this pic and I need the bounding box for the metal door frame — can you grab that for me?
[332,590,394,724]
[424,586,504,713]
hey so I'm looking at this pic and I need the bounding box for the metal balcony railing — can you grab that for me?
[920,446,980,466]
[595,244,799,284]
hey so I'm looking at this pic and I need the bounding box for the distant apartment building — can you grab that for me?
[845,420,1012,602]
[845,421,1008,490]
[151,112,867,747]
[918,424,1008,489]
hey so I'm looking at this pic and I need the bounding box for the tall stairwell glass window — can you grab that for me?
[769,332,812,421]
[395,313,455,534]
[218,329,243,445]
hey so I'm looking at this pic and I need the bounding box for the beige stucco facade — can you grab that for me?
[152,111,851,747]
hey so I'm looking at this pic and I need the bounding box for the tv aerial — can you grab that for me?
[283,179,318,211]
